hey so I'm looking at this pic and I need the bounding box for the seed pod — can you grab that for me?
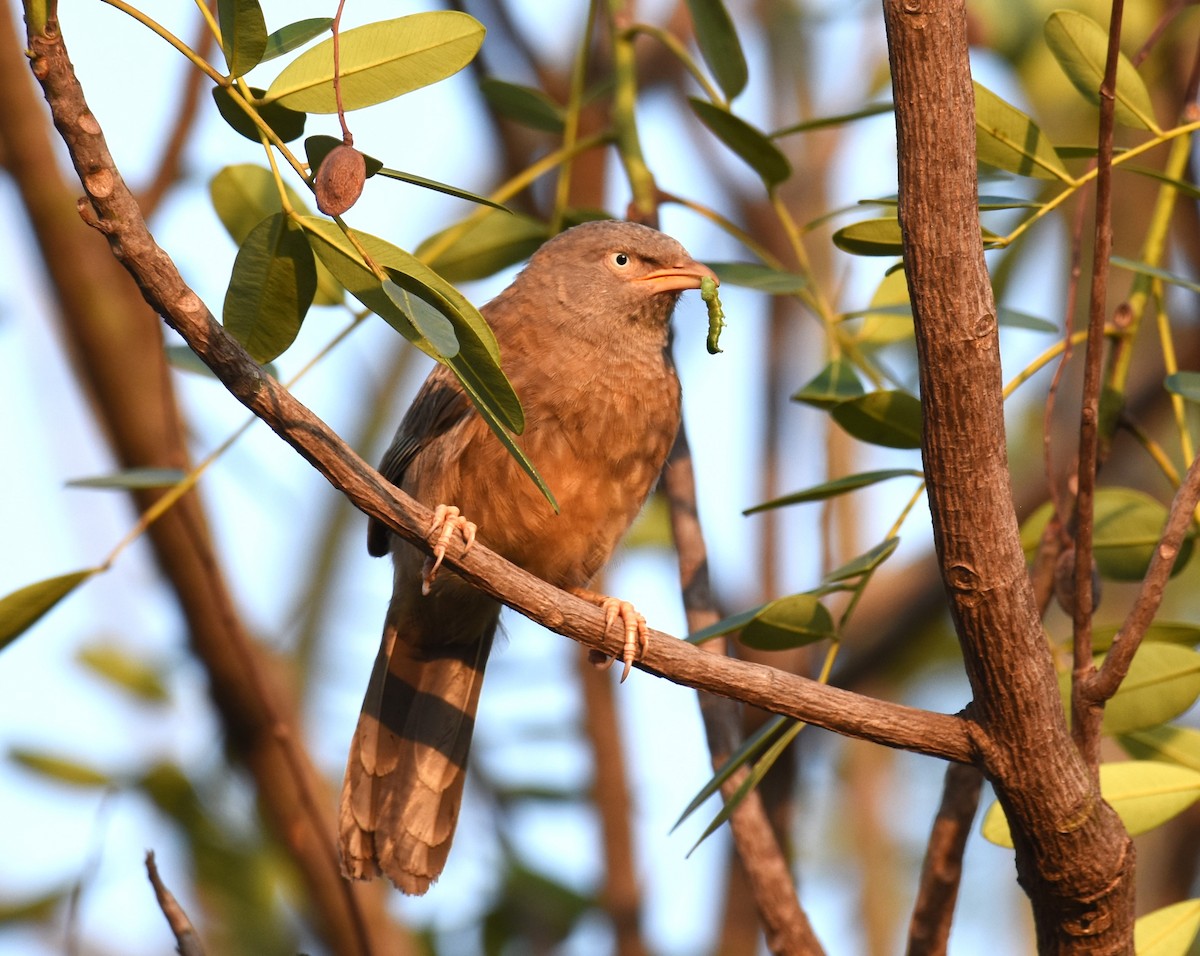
[315,144,366,216]
[1054,546,1101,617]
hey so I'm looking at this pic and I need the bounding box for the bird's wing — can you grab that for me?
[368,365,473,557]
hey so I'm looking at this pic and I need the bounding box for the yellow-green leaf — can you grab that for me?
[1135,899,1200,956]
[1044,10,1160,133]
[218,0,267,78]
[9,748,113,788]
[832,218,904,257]
[982,761,1200,847]
[791,358,865,409]
[974,82,1071,181]
[1121,725,1200,773]
[854,266,913,348]
[1102,643,1200,735]
[77,642,170,704]
[418,210,549,283]
[261,17,332,63]
[264,12,485,113]
[0,569,99,651]
[1093,487,1194,581]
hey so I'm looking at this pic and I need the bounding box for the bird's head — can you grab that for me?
[519,220,717,342]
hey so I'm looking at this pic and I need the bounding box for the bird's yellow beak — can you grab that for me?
[635,260,719,295]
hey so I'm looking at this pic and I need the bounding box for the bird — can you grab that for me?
[338,218,717,895]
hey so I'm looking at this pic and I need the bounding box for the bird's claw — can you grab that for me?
[586,597,648,682]
[422,504,477,595]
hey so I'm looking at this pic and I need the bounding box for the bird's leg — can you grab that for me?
[570,586,649,683]
[423,504,477,595]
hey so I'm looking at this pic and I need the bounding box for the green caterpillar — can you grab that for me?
[700,275,725,355]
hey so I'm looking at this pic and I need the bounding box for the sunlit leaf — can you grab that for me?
[1101,643,1200,735]
[1135,899,1200,956]
[973,82,1070,181]
[708,261,807,294]
[0,887,69,924]
[1165,371,1200,404]
[1092,487,1193,581]
[791,358,864,409]
[9,748,113,788]
[261,17,332,62]
[222,212,317,363]
[479,77,564,132]
[209,164,342,305]
[66,468,186,490]
[739,593,836,650]
[685,0,748,101]
[418,210,549,283]
[211,86,306,143]
[852,267,912,347]
[744,470,922,515]
[830,390,923,449]
[688,97,791,187]
[1044,10,1160,133]
[217,0,266,77]
[77,642,170,703]
[0,569,99,651]
[382,275,459,357]
[1094,621,1200,652]
[982,761,1200,847]
[265,12,486,112]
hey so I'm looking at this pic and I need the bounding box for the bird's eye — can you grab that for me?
[612,252,630,267]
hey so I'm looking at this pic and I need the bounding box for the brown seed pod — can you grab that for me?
[315,144,366,216]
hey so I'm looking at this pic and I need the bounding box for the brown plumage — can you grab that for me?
[339,219,716,894]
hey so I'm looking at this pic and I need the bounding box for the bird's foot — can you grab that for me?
[422,504,477,595]
[573,588,648,682]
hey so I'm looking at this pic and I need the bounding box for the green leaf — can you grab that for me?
[77,642,170,703]
[218,0,267,77]
[211,85,306,143]
[1135,899,1200,956]
[771,101,894,138]
[822,537,901,584]
[982,761,1200,847]
[1121,725,1200,773]
[66,468,186,490]
[1122,165,1200,204]
[9,748,113,788]
[708,261,807,294]
[1112,256,1200,297]
[261,17,332,63]
[222,212,317,363]
[973,82,1071,181]
[830,390,923,449]
[1092,487,1193,581]
[417,210,549,283]
[374,168,509,212]
[0,887,70,924]
[740,593,836,650]
[0,569,99,651]
[1101,643,1200,735]
[478,77,564,132]
[832,218,904,257]
[264,12,486,113]
[209,164,342,306]
[382,275,459,358]
[1044,10,1160,133]
[673,716,790,827]
[304,134,384,178]
[744,469,923,515]
[852,267,912,348]
[688,97,791,188]
[791,358,864,409]
[1166,371,1200,404]
[685,0,748,101]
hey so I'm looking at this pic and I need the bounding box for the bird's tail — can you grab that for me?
[339,584,499,895]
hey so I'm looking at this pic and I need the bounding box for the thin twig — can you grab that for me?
[1070,0,1125,768]
[145,851,206,956]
